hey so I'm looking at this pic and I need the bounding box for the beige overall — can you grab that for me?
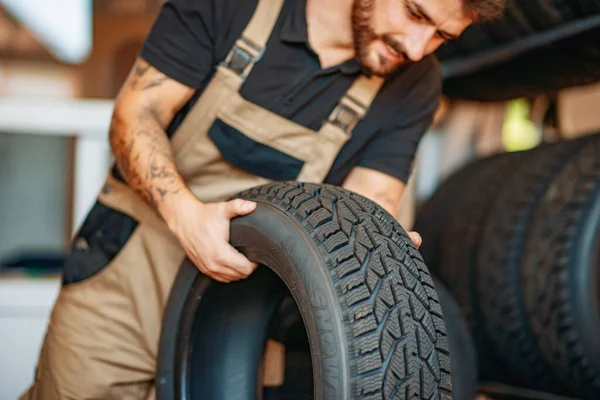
[22,0,384,398]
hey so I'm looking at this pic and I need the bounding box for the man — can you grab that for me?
[23,0,504,398]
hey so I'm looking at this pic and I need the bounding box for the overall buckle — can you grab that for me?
[221,37,265,80]
[328,95,366,134]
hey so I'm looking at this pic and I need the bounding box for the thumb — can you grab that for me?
[223,199,257,219]
[408,231,422,248]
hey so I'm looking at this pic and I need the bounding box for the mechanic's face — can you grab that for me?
[353,0,472,76]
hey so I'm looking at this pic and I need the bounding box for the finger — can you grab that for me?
[188,256,239,283]
[408,231,422,248]
[202,265,241,283]
[223,199,257,219]
[212,267,245,282]
[194,264,230,282]
[218,246,259,277]
[198,258,246,281]
[209,274,235,284]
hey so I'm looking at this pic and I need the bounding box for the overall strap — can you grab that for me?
[301,74,385,184]
[326,74,386,135]
[221,0,286,81]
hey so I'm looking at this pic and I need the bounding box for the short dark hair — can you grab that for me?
[463,0,506,22]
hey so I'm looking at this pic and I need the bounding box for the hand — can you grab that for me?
[408,231,422,248]
[165,194,259,283]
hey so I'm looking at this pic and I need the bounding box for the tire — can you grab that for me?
[414,160,478,270]
[432,276,478,400]
[157,182,453,399]
[475,137,590,392]
[436,0,600,61]
[434,149,528,380]
[415,152,515,271]
[441,27,600,101]
[446,3,545,63]
[436,0,600,101]
[520,133,600,399]
[264,293,314,400]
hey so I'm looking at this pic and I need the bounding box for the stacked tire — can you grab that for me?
[415,132,600,399]
[436,0,600,101]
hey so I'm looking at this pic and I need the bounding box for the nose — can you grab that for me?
[404,26,436,62]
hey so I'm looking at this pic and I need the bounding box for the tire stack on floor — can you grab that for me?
[415,132,600,399]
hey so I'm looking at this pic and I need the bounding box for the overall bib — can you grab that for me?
[24,0,384,398]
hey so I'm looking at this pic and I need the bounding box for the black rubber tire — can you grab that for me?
[415,152,516,271]
[475,137,591,392]
[158,263,313,400]
[520,133,600,399]
[436,0,600,61]
[157,182,453,400]
[432,276,478,400]
[434,149,528,380]
[263,295,314,400]
[436,0,600,59]
[414,161,479,271]
[519,0,572,31]
[436,0,600,101]
[441,27,600,101]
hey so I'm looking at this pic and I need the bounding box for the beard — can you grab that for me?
[351,0,411,76]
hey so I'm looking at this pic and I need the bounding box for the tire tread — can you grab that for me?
[476,139,587,390]
[521,136,600,398]
[234,182,452,399]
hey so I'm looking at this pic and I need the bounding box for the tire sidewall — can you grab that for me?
[571,177,600,366]
[156,260,211,399]
[229,203,351,399]
[432,276,478,400]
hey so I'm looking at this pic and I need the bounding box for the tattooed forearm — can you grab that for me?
[109,109,186,213]
[108,57,195,218]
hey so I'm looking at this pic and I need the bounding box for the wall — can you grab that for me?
[80,13,155,99]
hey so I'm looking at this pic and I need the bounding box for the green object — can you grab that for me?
[502,98,540,151]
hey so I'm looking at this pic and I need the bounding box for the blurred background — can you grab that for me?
[0,1,598,399]
[0,2,164,397]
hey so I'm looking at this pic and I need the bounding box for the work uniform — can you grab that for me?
[22,0,442,398]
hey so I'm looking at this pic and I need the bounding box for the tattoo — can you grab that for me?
[129,60,169,91]
[141,77,169,90]
[134,62,150,77]
[106,58,194,214]
[109,105,185,213]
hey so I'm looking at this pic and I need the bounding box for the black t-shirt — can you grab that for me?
[139,0,442,185]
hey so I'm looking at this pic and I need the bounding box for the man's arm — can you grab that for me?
[108,57,258,283]
[341,166,405,218]
[109,57,195,220]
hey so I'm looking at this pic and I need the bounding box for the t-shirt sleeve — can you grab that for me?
[356,56,442,184]
[139,0,218,88]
